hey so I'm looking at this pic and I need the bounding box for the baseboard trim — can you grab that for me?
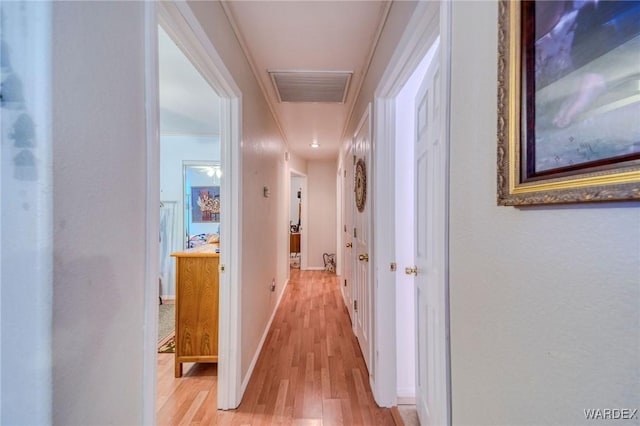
[303,266,325,271]
[240,277,290,394]
[160,295,176,302]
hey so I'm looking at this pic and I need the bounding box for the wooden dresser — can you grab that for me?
[171,244,220,377]
[290,232,300,254]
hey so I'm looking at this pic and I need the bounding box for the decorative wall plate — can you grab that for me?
[355,158,367,212]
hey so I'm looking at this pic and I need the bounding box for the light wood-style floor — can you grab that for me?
[157,269,395,425]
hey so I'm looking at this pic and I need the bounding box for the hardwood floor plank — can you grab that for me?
[156,270,393,425]
[340,398,355,426]
[322,399,344,426]
[273,379,289,419]
[320,367,331,399]
[178,390,208,426]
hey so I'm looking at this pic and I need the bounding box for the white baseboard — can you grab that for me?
[303,266,325,271]
[241,278,290,394]
[160,295,175,301]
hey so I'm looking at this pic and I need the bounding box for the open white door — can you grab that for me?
[353,106,372,373]
[412,42,449,425]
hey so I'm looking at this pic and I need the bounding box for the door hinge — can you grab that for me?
[219,264,226,273]
[344,279,347,287]
[344,169,347,177]
[353,227,357,238]
[353,155,356,165]
[354,300,358,311]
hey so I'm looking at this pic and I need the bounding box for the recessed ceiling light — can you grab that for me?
[310,142,319,148]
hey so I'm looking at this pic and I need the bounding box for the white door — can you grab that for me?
[342,151,354,321]
[353,106,372,373]
[413,44,449,425]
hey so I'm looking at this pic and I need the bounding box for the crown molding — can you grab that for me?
[219,1,291,152]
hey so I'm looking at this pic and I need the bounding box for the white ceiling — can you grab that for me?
[158,27,220,136]
[222,1,390,160]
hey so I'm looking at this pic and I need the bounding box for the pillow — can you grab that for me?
[188,233,207,248]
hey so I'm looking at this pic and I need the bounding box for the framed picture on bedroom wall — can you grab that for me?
[191,186,221,223]
[497,0,640,205]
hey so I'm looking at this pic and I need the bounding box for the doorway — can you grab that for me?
[157,25,222,303]
[392,42,437,406]
[371,2,452,425]
[144,2,243,423]
[289,171,307,271]
[157,14,222,413]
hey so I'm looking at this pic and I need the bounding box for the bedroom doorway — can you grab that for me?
[157,25,222,302]
[289,171,306,270]
[144,2,243,424]
[157,18,223,411]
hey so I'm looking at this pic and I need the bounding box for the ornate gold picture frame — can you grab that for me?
[355,158,367,212]
[497,0,640,206]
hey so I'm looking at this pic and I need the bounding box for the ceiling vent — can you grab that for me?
[269,70,352,103]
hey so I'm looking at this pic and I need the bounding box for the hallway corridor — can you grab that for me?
[157,270,394,425]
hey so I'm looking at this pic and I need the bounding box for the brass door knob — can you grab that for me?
[346,242,352,248]
[405,266,418,276]
[358,253,369,262]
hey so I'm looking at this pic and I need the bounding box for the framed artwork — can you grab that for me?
[497,0,640,205]
[355,158,367,212]
[191,186,220,223]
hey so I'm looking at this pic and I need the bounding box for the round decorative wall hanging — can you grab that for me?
[355,158,367,212]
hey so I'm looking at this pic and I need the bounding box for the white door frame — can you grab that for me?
[288,169,308,272]
[371,0,452,413]
[143,2,243,423]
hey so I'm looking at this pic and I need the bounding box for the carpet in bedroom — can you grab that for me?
[158,303,174,343]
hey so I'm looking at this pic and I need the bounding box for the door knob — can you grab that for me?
[405,266,418,276]
[346,242,352,248]
[358,253,369,262]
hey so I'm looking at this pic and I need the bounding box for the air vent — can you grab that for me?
[269,70,352,103]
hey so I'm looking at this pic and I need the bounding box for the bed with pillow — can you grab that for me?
[188,233,220,251]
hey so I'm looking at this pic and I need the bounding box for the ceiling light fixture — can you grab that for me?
[310,142,319,149]
[206,167,222,178]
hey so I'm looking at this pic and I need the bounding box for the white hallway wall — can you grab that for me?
[449,2,639,424]
[51,2,147,424]
[306,160,337,269]
[1,2,53,424]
